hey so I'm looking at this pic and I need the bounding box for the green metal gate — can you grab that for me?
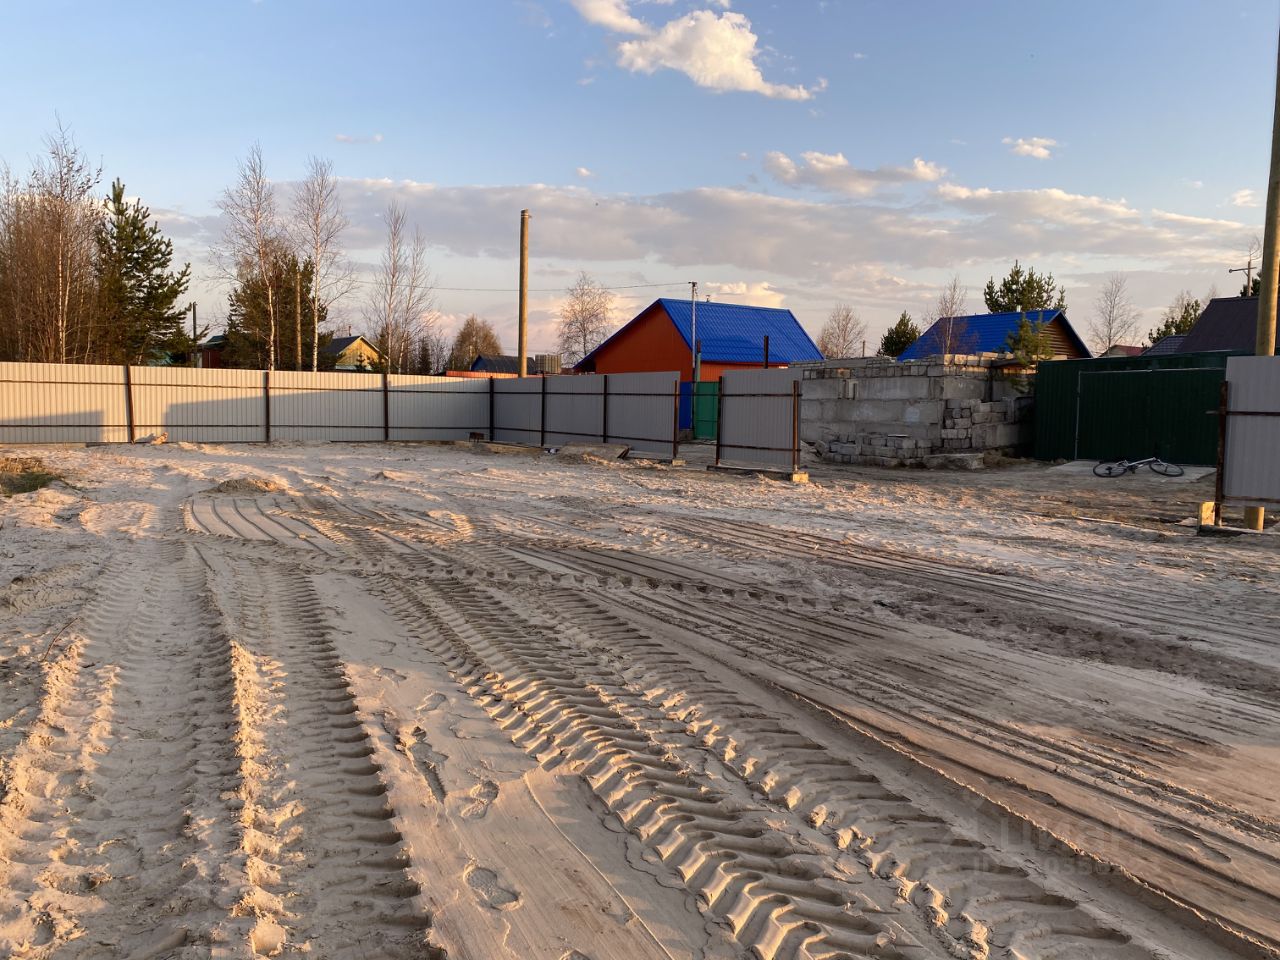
[693,381,719,440]
[1036,352,1241,465]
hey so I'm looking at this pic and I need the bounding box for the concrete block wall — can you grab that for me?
[800,354,1033,467]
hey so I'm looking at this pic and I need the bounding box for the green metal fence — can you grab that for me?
[693,381,719,440]
[1035,352,1242,465]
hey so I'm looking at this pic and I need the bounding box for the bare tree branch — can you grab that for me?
[1087,273,1140,353]
[217,144,281,370]
[366,202,436,373]
[290,156,352,371]
[815,303,866,358]
[557,271,613,366]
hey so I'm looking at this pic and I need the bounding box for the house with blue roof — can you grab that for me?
[897,309,1091,362]
[575,298,822,380]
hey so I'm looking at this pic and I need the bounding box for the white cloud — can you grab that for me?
[334,133,384,144]
[616,11,816,100]
[765,150,944,196]
[569,0,649,34]
[1002,136,1057,160]
[1230,188,1259,207]
[575,166,594,179]
[705,281,785,307]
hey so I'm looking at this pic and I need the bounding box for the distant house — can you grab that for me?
[469,354,562,375]
[575,298,822,380]
[1172,296,1274,354]
[197,334,228,369]
[1142,334,1186,357]
[897,309,1091,362]
[1102,344,1145,358]
[324,335,383,371]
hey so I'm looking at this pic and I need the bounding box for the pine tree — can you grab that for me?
[95,179,192,364]
[878,311,920,357]
[1146,291,1201,346]
[983,261,1066,314]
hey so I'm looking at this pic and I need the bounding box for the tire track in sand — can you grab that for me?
[0,544,250,957]
[373,573,934,960]
[210,552,442,959]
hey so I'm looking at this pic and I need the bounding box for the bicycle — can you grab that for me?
[1093,456,1185,478]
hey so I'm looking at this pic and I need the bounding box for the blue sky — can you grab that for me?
[1,0,1276,351]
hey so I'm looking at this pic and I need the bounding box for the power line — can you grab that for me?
[341,276,691,294]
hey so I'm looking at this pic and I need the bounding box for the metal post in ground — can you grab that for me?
[601,374,610,443]
[540,375,547,448]
[488,377,495,441]
[263,370,271,443]
[122,365,135,443]
[1214,379,1229,525]
[791,378,800,474]
[714,375,725,466]
[382,372,390,441]
[671,378,680,461]
[763,335,770,369]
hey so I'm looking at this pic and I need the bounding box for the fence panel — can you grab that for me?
[269,370,382,442]
[718,369,801,470]
[492,378,542,445]
[606,371,678,456]
[0,361,129,443]
[1223,356,1280,507]
[389,375,488,441]
[544,374,604,446]
[131,366,265,442]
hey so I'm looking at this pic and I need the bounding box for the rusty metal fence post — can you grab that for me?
[791,378,800,473]
[122,365,136,443]
[713,375,724,466]
[671,379,680,461]
[601,374,610,443]
[263,370,271,442]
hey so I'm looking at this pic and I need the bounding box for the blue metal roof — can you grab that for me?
[653,298,822,364]
[897,309,1089,361]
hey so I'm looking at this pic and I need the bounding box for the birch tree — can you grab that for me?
[1087,274,1140,353]
[815,303,866,358]
[217,144,281,370]
[290,156,350,371]
[557,271,613,366]
[366,202,436,373]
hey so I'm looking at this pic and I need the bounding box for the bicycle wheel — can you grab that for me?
[1149,460,1184,477]
[1093,461,1128,477]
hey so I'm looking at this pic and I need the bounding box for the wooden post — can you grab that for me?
[122,365,135,444]
[601,374,609,443]
[540,375,547,447]
[263,370,271,443]
[791,378,801,474]
[714,375,725,466]
[518,210,530,378]
[1214,379,1229,524]
[382,371,390,441]
[488,376,496,441]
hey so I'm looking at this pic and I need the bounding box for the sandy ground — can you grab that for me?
[1,440,1278,960]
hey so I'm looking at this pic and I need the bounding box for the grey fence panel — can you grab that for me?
[545,374,605,446]
[389,375,489,441]
[1223,356,1280,507]
[718,368,802,469]
[606,371,679,455]
[0,361,129,443]
[269,370,383,441]
[132,366,266,442]
[492,378,542,444]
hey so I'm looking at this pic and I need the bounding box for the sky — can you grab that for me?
[1,0,1277,354]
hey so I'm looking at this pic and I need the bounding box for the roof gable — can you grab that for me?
[898,309,1091,361]
[657,299,822,363]
[1178,297,1265,354]
[471,354,521,373]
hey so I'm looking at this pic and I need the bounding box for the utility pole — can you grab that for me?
[518,210,530,378]
[690,281,700,383]
[1229,255,1257,296]
[1245,18,1280,531]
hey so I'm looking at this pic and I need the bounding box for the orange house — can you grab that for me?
[576,298,822,381]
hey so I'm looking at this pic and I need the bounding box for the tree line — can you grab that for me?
[816,258,1241,362]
